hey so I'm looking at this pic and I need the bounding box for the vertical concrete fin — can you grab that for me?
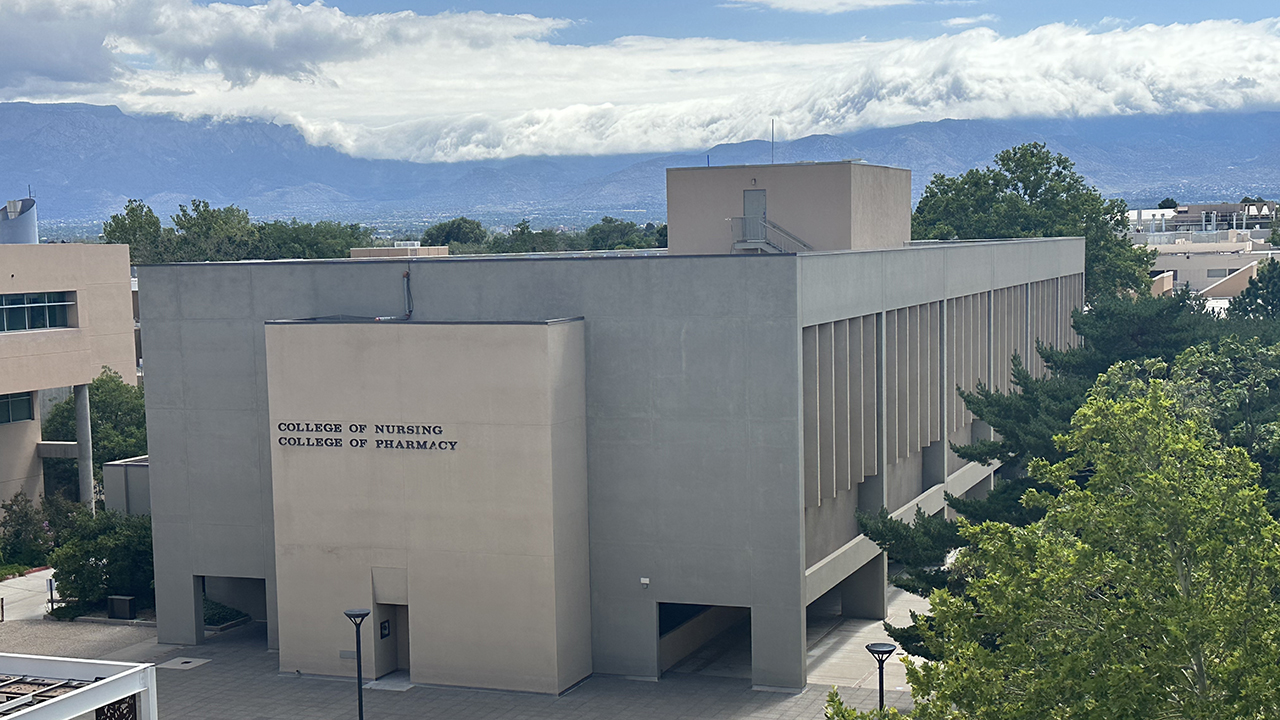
[818,322,836,500]
[802,325,820,508]
[833,320,851,493]
[862,316,877,478]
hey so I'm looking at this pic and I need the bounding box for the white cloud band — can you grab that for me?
[2,2,1279,163]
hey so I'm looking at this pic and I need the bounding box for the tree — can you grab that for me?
[1158,197,1179,209]
[171,199,258,262]
[422,217,487,247]
[904,378,1280,719]
[255,219,373,259]
[1228,258,1280,320]
[43,368,146,500]
[102,199,165,264]
[913,143,1156,303]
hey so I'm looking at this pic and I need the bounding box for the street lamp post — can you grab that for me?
[345,608,371,720]
[865,642,897,711]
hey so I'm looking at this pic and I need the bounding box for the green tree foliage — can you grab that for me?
[437,216,667,255]
[1157,197,1179,209]
[824,687,905,719]
[952,353,1089,471]
[255,219,373,259]
[48,507,154,608]
[0,492,52,567]
[1228,258,1280,320]
[43,368,146,500]
[101,199,165,264]
[912,143,1156,303]
[422,217,487,247]
[103,200,374,263]
[905,379,1280,719]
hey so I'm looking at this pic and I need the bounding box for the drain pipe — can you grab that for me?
[374,268,413,321]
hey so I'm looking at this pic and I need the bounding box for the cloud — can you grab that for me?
[722,0,914,13]
[943,14,998,26]
[2,5,1280,164]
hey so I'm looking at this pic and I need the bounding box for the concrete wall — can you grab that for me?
[140,253,807,688]
[0,244,136,395]
[265,320,589,694]
[0,406,42,503]
[102,456,150,515]
[140,237,1084,691]
[666,162,910,255]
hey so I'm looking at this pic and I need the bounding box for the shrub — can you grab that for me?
[204,598,248,626]
[0,492,51,567]
[48,508,153,608]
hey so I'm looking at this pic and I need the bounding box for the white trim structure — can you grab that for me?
[0,653,157,719]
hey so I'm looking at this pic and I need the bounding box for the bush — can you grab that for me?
[48,603,90,621]
[0,492,51,567]
[825,688,905,719]
[204,598,248,626]
[47,508,153,608]
[0,564,28,580]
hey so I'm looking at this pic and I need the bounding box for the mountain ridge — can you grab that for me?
[2,102,1277,236]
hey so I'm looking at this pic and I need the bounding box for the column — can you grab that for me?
[839,554,888,620]
[74,384,94,513]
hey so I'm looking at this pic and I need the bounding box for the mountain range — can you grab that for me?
[2,102,1278,238]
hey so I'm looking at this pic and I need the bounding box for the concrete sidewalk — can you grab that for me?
[0,568,55,621]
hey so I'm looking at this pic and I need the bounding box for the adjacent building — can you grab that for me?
[0,202,136,507]
[140,161,1084,693]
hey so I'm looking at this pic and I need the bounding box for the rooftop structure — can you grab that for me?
[0,653,156,719]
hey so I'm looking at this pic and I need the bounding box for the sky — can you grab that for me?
[2,0,1279,162]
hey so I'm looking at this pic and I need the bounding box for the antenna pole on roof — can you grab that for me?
[707,154,710,167]
[771,120,775,164]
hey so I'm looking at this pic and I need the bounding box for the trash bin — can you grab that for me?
[107,595,136,620]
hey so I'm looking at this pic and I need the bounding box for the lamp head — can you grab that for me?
[865,642,897,663]
[344,608,371,625]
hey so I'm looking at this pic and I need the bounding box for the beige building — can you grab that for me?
[266,319,588,692]
[0,238,136,506]
[142,162,1084,693]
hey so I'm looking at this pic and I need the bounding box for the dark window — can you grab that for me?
[0,291,74,333]
[0,392,33,424]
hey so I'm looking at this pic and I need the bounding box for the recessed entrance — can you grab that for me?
[372,603,409,680]
[658,603,751,678]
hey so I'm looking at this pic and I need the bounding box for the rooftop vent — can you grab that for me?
[0,198,37,245]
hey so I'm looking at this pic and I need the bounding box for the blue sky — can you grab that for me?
[201,0,1277,44]
[2,0,1278,162]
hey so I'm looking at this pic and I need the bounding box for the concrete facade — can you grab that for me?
[666,162,911,255]
[140,234,1082,692]
[264,319,590,693]
[0,243,136,506]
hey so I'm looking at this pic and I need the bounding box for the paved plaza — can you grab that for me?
[0,570,925,719]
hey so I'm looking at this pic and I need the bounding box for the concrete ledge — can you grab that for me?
[803,460,1001,605]
[37,441,78,459]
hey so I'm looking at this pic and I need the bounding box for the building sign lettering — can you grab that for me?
[274,420,459,452]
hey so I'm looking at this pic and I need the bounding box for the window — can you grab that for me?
[1,292,74,333]
[0,393,33,424]
[1207,268,1230,279]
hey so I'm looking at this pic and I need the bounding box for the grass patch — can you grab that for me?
[0,564,29,581]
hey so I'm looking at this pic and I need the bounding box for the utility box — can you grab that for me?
[107,595,136,620]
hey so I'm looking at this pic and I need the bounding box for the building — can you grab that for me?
[0,203,136,508]
[1167,202,1273,232]
[139,162,1084,693]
